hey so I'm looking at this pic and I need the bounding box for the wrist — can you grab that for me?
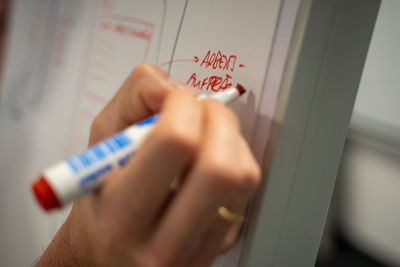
[36,208,92,267]
[36,214,81,266]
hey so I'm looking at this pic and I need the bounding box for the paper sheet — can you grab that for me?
[69,1,282,266]
[0,0,285,265]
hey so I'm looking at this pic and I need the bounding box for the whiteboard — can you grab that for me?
[0,0,378,266]
[0,0,290,266]
[70,0,283,156]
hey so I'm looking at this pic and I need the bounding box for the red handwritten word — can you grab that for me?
[200,50,237,72]
[187,72,232,92]
[158,56,198,68]
[102,0,115,12]
[100,21,152,41]
[100,21,112,31]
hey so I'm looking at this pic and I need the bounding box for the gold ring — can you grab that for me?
[218,206,244,223]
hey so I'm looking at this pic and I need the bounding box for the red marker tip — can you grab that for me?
[236,83,246,96]
[32,175,61,211]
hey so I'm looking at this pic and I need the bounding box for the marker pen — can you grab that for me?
[32,85,246,211]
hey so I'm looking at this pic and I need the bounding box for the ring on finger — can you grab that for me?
[218,206,244,223]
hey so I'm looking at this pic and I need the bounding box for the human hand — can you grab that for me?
[37,64,260,267]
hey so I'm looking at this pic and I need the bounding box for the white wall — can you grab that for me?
[353,0,400,128]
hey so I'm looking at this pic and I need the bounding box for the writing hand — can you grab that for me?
[37,64,260,267]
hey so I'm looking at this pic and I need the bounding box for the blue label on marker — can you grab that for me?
[67,131,132,174]
[79,164,112,186]
[136,114,159,126]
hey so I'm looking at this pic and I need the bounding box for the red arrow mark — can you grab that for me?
[158,56,199,68]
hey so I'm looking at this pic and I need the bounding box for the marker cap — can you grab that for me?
[32,176,61,211]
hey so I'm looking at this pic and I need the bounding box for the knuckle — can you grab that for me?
[143,81,170,110]
[130,63,159,86]
[132,63,169,83]
[202,157,261,196]
[131,64,171,111]
[202,157,241,188]
[133,63,156,77]
[154,123,199,155]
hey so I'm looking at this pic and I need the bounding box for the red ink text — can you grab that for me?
[200,50,237,72]
[187,73,232,92]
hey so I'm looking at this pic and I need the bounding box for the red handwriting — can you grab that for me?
[187,73,232,92]
[101,0,116,12]
[174,50,246,92]
[158,56,198,68]
[100,21,152,41]
[200,50,237,72]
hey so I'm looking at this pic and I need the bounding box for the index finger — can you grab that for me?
[89,64,176,145]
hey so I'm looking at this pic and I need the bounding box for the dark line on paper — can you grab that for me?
[155,0,167,64]
[167,0,189,74]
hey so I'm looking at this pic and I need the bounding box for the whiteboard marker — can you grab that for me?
[32,85,246,211]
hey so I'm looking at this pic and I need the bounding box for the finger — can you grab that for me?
[186,221,231,267]
[187,136,259,266]
[151,100,260,266]
[219,135,259,253]
[99,90,202,234]
[186,203,246,267]
[89,63,175,145]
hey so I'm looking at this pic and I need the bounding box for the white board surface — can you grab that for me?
[0,0,294,266]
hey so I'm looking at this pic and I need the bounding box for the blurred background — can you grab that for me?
[316,1,400,266]
[0,0,398,266]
